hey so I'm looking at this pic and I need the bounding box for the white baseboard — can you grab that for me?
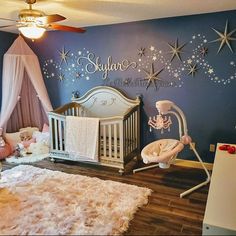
[174,158,213,170]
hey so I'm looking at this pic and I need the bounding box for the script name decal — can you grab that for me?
[77,53,137,80]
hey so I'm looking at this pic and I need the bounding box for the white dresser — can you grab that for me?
[203,143,236,235]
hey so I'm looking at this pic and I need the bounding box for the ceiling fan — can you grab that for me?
[0,0,86,40]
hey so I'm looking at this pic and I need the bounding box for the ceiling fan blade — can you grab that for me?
[37,14,66,24]
[50,23,86,33]
[0,17,17,22]
[0,24,16,28]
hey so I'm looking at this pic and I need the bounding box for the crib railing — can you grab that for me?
[48,102,140,171]
[123,106,140,161]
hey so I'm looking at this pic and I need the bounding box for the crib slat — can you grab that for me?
[103,125,106,157]
[76,107,79,116]
[129,115,132,153]
[49,116,54,150]
[135,111,137,148]
[108,124,112,158]
[129,113,133,152]
[119,120,124,161]
[126,118,129,156]
[133,112,135,150]
[54,119,59,150]
[114,123,117,158]
[59,119,63,151]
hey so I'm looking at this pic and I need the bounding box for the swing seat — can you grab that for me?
[141,139,184,168]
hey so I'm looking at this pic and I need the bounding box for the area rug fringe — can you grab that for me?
[6,153,48,164]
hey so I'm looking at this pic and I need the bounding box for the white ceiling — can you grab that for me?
[0,0,236,34]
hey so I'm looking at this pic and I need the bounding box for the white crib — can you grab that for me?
[48,86,141,174]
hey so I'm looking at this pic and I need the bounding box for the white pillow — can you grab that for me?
[4,132,21,152]
[28,142,49,155]
[32,131,50,146]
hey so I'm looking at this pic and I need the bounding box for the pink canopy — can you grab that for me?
[0,36,53,132]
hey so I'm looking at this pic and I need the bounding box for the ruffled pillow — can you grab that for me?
[42,123,49,133]
[4,132,21,152]
[19,127,39,137]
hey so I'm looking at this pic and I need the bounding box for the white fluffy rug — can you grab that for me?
[6,153,48,164]
[0,165,152,235]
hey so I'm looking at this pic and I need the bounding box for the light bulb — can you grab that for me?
[19,25,46,39]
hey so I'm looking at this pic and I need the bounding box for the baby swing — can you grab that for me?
[133,100,211,198]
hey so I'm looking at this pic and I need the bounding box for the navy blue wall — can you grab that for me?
[0,32,18,106]
[30,10,236,163]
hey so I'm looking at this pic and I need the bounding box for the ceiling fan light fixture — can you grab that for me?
[18,25,46,39]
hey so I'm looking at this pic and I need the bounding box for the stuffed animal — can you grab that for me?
[0,128,6,147]
[28,142,49,155]
[20,131,31,142]
[14,143,25,158]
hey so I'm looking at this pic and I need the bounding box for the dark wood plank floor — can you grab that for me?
[1,158,210,235]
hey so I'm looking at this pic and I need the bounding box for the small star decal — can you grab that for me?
[58,46,70,65]
[199,47,208,57]
[211,20,236,53]
[150,46,155,51]
[208,68,214,74]
[152,55,157,61]
[187,59,192,64]
[167,39,186,62]
[58,73,65,81]
[141,63,164,90]
[138,47,145,57]
[174,73,179,78]
[187,64,199,77]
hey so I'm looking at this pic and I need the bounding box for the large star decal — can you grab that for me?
[142,63,164,90]
[211,20,236,53]
[167,39,186,62]
[187,63,199,77]
[58,46,70,65]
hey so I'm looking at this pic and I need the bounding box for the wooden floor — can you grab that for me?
[1,158,210,235]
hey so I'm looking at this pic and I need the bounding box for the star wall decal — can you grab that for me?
[211,20,236,53]
[138,47,146,57]
[58,72,65,81]
[142,63,164,90]
[58,46,70,65]
[167,39,186,62]
[75,71,81,79]
[187,63,199,77]
[199,47,208,57]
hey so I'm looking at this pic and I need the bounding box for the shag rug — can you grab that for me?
[0,165,152,235]
[6,153,48,164]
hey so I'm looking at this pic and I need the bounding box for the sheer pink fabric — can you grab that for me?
[0,36,53,132]
[6,73,48,132]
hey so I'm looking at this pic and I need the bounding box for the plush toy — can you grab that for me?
[20,131,31,142]
[0,128,6,147]
[28,142,49,155]
[14,143,25,158]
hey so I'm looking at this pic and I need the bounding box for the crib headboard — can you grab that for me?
[72,86,140,118]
